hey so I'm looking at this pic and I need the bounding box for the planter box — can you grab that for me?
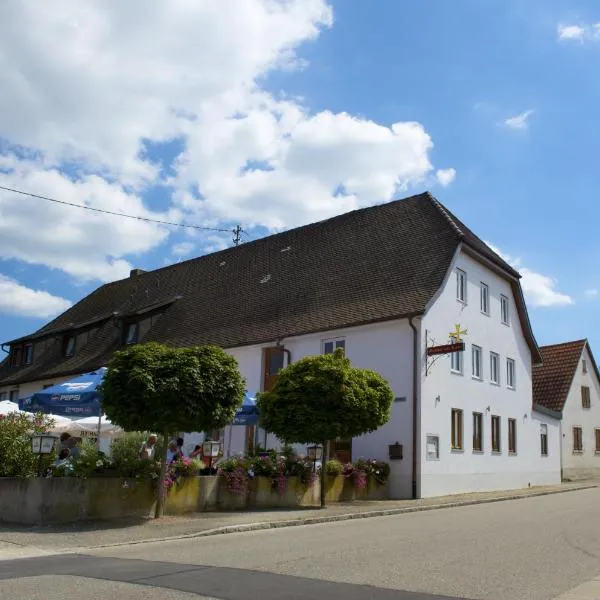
[248,476,319,508]
[165,476,219,515]
[325,475,389,502]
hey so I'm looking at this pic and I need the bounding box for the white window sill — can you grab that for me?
[509,452,517,456]
[492,451,502,455]
[507,386,516,391]
[573,451,584,455]
[457,299,467,305]
[481,310,490,317]
[451,370,463,376]
[451,448,464,453]
[472,376,483,382]
[472,449,484,454]
[490,381,500,386]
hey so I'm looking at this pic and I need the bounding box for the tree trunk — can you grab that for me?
[320,440,328,508]
[154,431,170,519]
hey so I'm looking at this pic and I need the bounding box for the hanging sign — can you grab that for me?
[427,342,465,356]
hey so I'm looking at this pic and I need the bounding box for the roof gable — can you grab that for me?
[532,340,595,412]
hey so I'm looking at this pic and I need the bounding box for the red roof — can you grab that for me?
[533,340,588,412]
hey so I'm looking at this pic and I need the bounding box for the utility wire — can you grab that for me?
[0,184,238,235]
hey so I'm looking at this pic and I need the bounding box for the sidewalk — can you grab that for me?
[0,482,594,558]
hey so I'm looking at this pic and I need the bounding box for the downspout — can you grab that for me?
[1,344,9,354]
[408,316,419,500]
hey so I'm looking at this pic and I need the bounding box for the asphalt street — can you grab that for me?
[2,487,600,599]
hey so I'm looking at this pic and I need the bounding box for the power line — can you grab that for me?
[0,184,241,236]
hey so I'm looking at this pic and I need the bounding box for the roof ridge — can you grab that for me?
[539,339,587,350]
[423,192,464,238]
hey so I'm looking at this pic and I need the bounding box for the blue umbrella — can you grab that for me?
[20,368,106,418]
[231,392,259,426]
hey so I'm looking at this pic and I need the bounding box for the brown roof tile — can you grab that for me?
[533,340,588,412]
[0,192,539,386]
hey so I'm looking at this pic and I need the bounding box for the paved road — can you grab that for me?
[2,488,600,599]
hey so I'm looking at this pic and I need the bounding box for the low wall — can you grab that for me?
[0,474,389,524]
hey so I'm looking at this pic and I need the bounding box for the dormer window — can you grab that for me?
[24,344,33,365]
[64,335,76,357]
[124,323,139,345]
[9,346,22,367]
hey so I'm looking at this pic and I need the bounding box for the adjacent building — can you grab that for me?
[0,192,561,497]
[533,340,600,480]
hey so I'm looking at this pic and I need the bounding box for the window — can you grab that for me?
[501,295,510,325]
[508,419,517,454]
[581,386,591,409]
[490,352,500,385]
[426,435,439,460]
[491,415,501,453]
[124,323,139,345]
[583,359,588,374]
[472,345,482,379]
[8,390,17,402]
[450,348,463,374]
[540,424,548,456]
[456,268,467,303]
[0,392,6,401]
[64,335,76,357]
[480,282,489,314]
[573,427,583,453]
[506,358,516,389]
[323,338,345,354]
[451,409,463,450]
[9,346,22,367]
[595,429,600,454]
[472,412,483,452]
[24,344,33,365]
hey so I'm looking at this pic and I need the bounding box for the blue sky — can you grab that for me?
[0,0,598,353]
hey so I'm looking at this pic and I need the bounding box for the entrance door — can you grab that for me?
[330,437,352,464]
[263,347,285,392]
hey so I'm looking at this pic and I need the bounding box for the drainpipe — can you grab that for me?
[408,316,419,500]
[1,344,9,354]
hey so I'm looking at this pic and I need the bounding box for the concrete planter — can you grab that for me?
[247,476,319,508]
[325,475,389,502]
[165,476,219,515]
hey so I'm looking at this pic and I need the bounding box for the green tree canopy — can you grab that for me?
[100,342,246,435]
[257,349,394,444]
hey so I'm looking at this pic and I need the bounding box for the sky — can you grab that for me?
[0,0,598,354]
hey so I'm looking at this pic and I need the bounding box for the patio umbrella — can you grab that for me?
[0,400,23,416]
[73,414,121,435]
[19,368,106,418]
[226,393,259,457]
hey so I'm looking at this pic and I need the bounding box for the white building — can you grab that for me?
[0,192,561,498]
[533,340,600,481]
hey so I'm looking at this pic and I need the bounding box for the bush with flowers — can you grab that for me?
[324,458,390,489]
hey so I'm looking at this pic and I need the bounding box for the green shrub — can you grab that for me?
[110,432,161,479]
[324,459,343,476]
[71,440,111,478]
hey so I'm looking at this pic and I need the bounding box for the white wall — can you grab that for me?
[0,375,75,402]
[420,249,558,496]
[561,345,600,479]
[228,319,416,499]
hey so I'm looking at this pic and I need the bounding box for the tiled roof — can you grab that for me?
[0,192,539,386]
[533,340,590,412]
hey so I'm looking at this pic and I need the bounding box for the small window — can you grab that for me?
[573,427,583,453]
[491,415,501,453]
[472,345,482,379]
[426,435,439,460]
[9,346,22,367]
[506,358,516,389]
[125,323,139,345]
[8,390,18,402]
[472,412,483,452]
[24,344,33,365]
[595,429,600,454]
[456,268,467,303]
[540,424,548,456]
[581,386,591,409]
[508,419,517,454]
[450,348,463,374]
[64,335,76,357]
[451,409,463,450]
[323,338,345,354]
[0,392,6,401]
[501,295,510,325]
[490,352,500,385]
[480,282,489,314]
[583,359,588,374]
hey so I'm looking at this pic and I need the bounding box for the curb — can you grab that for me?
[86,483,597,551]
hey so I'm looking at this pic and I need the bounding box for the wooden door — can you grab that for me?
[263,347,285,392]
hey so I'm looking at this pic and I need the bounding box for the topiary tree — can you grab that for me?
[100,342,246,517]
[257,348,394,506]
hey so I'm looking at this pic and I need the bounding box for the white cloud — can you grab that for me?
[0,1,451,282]
[436,168,456,187]
[585,288,599,298]
[504,110,534,130]
[558,24,586,41]
[0,275,72,318]
[484,242,573,308]
[171,242,195,257]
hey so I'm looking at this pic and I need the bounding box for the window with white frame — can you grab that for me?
[506,358,516,389]
[490,352,500,385]
[500,294,510,325]
[540,424,548,456]
[472,345,482,379]
[491,415,501,453]
[450,348,463,374]
[456,268,467,303]
[480,282,489,314]
[323,338,345,354]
